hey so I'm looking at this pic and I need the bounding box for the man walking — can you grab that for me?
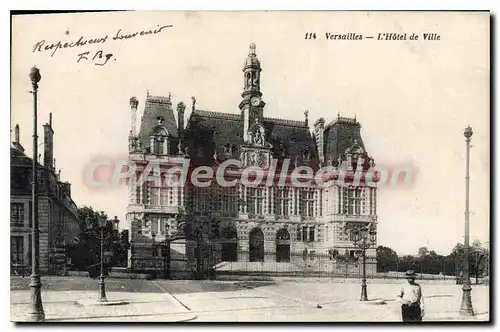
[397,270,425,322]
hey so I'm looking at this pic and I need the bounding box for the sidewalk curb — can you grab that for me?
[45,313,199,323]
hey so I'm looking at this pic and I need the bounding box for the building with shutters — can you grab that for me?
[126,44,379,276]
[10,114,83,275]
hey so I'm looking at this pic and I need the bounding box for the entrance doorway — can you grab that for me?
[276,229,291,262]
[249,228,264,262]
[220,226,238,262]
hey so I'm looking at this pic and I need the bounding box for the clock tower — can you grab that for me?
[239,43,265,143]
[238,43,271,169]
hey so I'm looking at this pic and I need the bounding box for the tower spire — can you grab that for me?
[249,42,256,56]
[242,42,262,98]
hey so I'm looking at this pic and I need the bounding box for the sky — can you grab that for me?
[10,11,490,256]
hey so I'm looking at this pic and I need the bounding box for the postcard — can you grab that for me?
[10,11,490,323]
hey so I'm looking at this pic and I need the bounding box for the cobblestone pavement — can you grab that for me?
[10,276,490,322]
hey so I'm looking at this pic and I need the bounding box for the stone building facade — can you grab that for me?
[126,44,379,275]
[10,114,83,275]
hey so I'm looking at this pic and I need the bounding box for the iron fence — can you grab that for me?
[127,244,464,281]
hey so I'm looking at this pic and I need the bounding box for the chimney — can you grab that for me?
[314,117,325,165]
[304,110,309,127]
[130,96,139,136]
[15,124,20,143]
[43,113,54,170]
[12,124,25,153]
[191,96,196,112]
[177,101,186,133]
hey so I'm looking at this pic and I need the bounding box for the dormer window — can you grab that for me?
[150,118,169,155]
[223,143,232,156]
[231,144,239,156]
[303,147,311,161]
[153,137,166,155]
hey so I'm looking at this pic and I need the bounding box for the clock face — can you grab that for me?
[251,96,260,106]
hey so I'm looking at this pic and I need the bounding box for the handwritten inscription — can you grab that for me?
[33,36,108,57]
[77,50,115,66]
[32,24,173,65]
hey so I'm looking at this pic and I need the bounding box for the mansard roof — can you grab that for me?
[185,109,318,166]
[138,94,179,149]
[185,109,244,165]
[11,147,46,196]
[323,116,367,164]
[11,148,79,217]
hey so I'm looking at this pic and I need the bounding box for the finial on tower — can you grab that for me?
[14,124,20,143]
[191,96,196,111]
[249,43,256,56]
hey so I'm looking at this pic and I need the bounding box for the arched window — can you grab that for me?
[150,120,169,155]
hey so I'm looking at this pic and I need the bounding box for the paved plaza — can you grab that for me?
[10,276,490,322]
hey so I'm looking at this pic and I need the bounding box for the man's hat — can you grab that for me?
[405,270,417,278]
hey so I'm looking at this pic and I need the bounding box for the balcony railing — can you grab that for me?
[332,214,376,223]
[129,205,180,214]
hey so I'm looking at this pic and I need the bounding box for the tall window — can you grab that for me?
[309,226,315,242]
[192,187,207,214]
[153,137,167,155]
[10,236,24,264]
[135,176,141,204]
[142,182,149,205]
[343,187,362,215]
[318,190,323,216]
[159,217,168,234]
[150,187,159,206]
[221,186,238,216]
[11,203,24,227]
[371,188,377,215]
[302,226,308,242]
[297,225,316,242]
[247,187,264,215]
[299,189,315,218]
[140,218,151,234]
[274,187,290,216]
[294,188,298,215]
[160,188,168,206]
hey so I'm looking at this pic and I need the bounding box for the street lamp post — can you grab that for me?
[152,232,156,255]
[163,224,170,279]
[460,125,474,316]
[351,225,377,301]
[28,66,45,322]
[98,212,108,302]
